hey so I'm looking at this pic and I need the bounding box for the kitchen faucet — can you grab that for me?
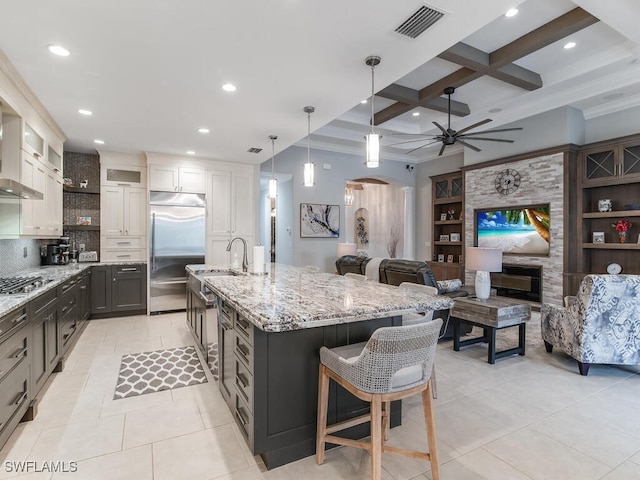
[226,237,248,272]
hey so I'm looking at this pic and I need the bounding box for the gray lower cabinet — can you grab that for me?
[91,264,147,317]
[0,311,30,448]
[30,288,59,396]
[217,300,403,469]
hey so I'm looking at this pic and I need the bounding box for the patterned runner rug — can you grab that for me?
[114,345,208,400]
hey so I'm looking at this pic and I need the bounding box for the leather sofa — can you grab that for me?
[335,256,470,338]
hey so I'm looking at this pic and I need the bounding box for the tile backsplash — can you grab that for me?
[0,239,48,277]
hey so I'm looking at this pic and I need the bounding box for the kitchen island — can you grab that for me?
[203,263,452,469]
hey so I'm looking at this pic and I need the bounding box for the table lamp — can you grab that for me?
[466,247,502,300]
[336,242,357,258]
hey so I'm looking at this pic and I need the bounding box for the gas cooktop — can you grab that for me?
[0,276,47,295]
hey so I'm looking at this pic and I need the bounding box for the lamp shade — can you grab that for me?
[466,247,502,272]
[337,242,357,258]
[365,133,380,168]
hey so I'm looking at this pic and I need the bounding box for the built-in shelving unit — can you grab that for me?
[428,171,464,280]
[573,135,640,292]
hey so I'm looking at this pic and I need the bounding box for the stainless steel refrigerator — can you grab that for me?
[149,192,206,313]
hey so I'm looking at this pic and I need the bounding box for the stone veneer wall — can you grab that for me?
[464,152,564,306]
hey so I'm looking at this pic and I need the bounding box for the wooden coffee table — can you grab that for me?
[451,296,531,364]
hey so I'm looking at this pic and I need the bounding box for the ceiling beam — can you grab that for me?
[377,84,470,116]
[374,7,599,126]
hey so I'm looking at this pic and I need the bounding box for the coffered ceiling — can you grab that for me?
[0,0,639,165]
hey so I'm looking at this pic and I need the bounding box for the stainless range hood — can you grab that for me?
[0,178,44,199]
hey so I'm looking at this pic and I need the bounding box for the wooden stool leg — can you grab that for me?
[422,383,440,480]
[316,364,330,464]
[382,401,391,441]
[370,396,383,480]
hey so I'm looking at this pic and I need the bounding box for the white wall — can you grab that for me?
[261,146,416,272]
[585,105,640,143]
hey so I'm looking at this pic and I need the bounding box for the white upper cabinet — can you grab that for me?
[100,186,146,237]
[23,123,44,159]
[149,165,206,193]
[206,170,232,236]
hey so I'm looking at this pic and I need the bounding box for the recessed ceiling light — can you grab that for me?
[221,83,237,92]
[564,41,576,49]
[198,128,210,134]
[78,109,92,116]
[505,8,519,18]
[94,139,104,145]
[412,112,420,117]
[186,150,195,155]
[47,44,70,56]
[360,99,368,104]
[488,108,503,113]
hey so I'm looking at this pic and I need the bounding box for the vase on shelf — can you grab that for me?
[618,231,627,243]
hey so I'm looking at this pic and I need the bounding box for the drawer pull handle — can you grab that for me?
[236,409,249,426]
[116,242,131,245]
[236,318,250,330]
[12,347,27,359]
[0,370,4,378]
[120,268,137,272]
[12,391,27,406]
[236,372,249,389]
[236,343,250,357]
[62,306,68,313]
[117,255,131,258]
[11,314,26,324]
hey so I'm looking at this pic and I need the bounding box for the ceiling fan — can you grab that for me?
[390,87,523,156]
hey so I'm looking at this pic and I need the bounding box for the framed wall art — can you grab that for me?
[300,203,340,238]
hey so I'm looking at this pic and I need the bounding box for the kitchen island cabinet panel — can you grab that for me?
[90,265,112,314]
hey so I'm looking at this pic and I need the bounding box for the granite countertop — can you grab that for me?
[204,263,454,332]
[0,261,147,317]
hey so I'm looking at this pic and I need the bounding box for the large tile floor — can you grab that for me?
[0,311,639,480]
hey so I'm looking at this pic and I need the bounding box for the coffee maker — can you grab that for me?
[41,237,70,265]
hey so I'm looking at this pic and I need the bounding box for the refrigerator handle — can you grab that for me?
[151,212,156,273]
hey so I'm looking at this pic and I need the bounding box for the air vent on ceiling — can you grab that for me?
[247,147,262,153]
[395,5,444,39]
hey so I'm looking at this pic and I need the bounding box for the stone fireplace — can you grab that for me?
[464,152,565,306]
[491,263,542,303]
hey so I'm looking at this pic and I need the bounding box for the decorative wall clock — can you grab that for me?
[495,168,521,195]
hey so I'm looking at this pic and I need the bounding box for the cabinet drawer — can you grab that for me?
[103,237,144,249]
[0,358,29,433]
[0,306,28,344]
[234,333,253,370]
[235,358,253,413]
[219,299,233,323]
[113,264,144,274]
[234,392,254,449]
[0,328,28,383]
[29,289,57,316]
[102,249,145,262]
[234,315,254,345]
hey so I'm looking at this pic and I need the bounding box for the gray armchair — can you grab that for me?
[541,274,640,375]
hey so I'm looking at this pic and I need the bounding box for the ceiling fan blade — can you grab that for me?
[433,121,448,135]
[459,127,523,136]
[390,133,435,136]
[387,138,436,147]
[438,143,447,156]
[455,118,493,135]
[456,139,482,152]
[458,137,515,143]
[405,140,441,154]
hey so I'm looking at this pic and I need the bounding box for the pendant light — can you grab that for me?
[303,106,315,187]
[268,135,277,199]
[365,55,381,168]
[344,186,354,206]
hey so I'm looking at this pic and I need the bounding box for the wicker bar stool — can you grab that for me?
[316,319,442,480]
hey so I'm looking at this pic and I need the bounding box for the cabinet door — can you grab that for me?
[149,165,178,192]
[46,305,60,372]
[78,275,91,322]
[112,265,146,312]
[42,168,61,236]
[231,172,254,236]
[207,170,232,236]
[621,143,640,180]
[123,187,146,236]
[91,266,112,314]
[218,310,235,409]
[31,312,48,394]
[20,160,45,235]
[179,167,206,193]
[101,187,124,236]
[208,236,231,265]
[582,147,616,184]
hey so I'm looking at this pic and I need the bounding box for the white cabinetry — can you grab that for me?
[206,168,255,265]
[99,152,148,263]
[149,165,205,193]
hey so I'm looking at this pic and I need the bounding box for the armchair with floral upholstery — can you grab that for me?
[541,274,640,375]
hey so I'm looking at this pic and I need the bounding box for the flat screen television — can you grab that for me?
[475,204,550,256]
